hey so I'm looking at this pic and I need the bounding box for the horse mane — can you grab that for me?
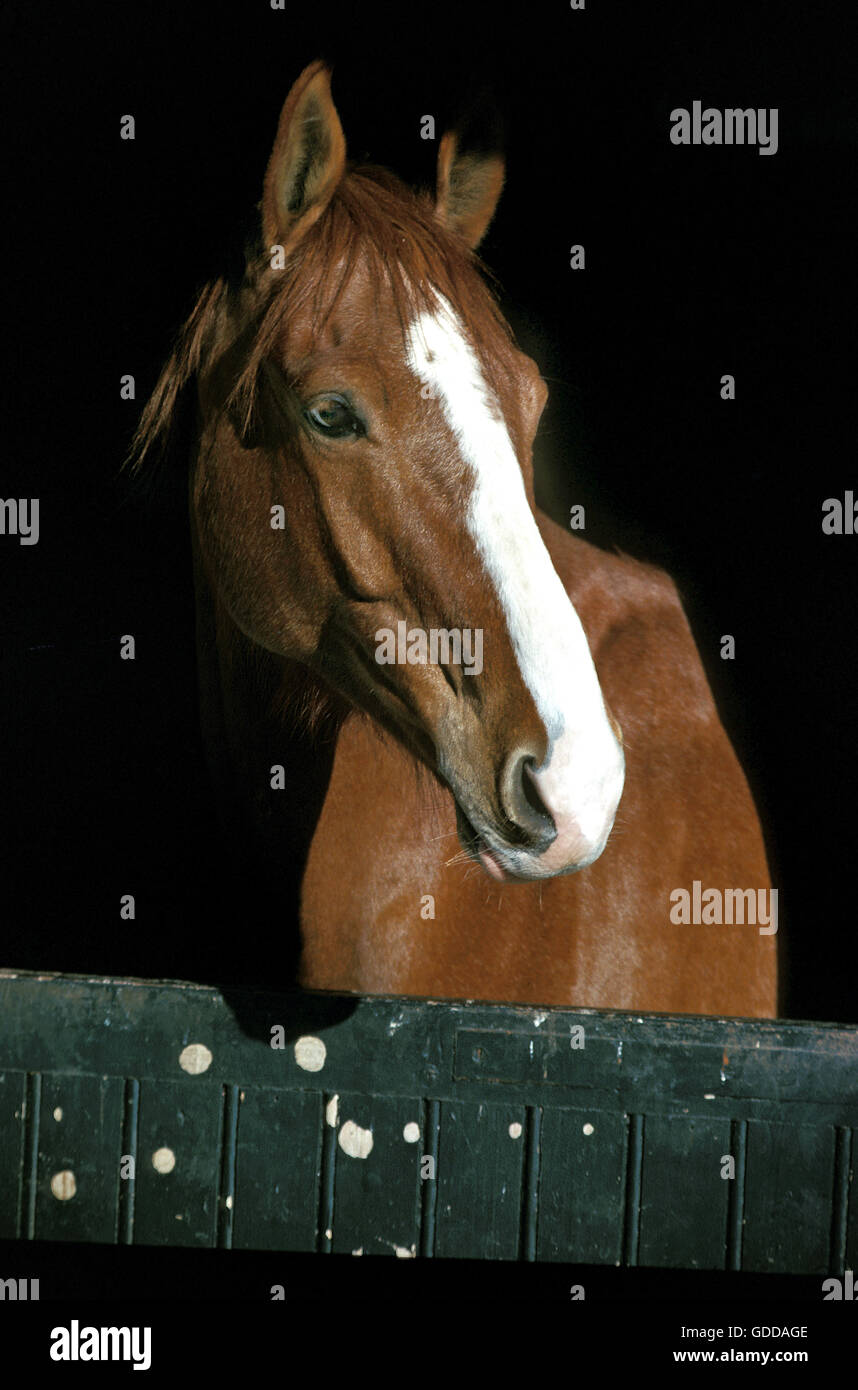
[125,277,232,479]
[126,162,515,477]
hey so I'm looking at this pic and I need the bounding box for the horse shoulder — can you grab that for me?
[538,513,712,716]
[538,516,775,1014]
[539,512,766,860]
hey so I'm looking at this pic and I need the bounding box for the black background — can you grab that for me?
[3,1,856,1022]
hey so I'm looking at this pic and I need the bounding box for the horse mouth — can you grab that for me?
[454,802,512,882]
[452,795,596,884]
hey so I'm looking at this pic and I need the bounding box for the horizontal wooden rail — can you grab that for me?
[0,970,855,1271]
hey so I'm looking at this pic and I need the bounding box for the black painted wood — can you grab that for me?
[537,1105,626,1264]
[132,1079,222,1248]
[231,1088,322,1252]
[435,1099,526,1260]
[638,1115,732,1269]
[33,1074,124,1245]
[0,970,856,1271]
[742,1120,837,1274]
[0,1072,26,1241]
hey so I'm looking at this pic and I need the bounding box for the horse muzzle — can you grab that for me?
[452,725,625,882]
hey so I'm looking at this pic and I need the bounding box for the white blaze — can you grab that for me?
[405,294,623,869]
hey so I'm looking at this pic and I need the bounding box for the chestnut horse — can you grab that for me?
[131,62,777,1017]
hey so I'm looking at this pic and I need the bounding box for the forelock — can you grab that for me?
[229,165,514,431]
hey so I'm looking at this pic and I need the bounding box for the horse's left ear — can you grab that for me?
[261,61,347,251]
[435,131,505,250]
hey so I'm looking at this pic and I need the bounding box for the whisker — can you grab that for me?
[444,849,473,869]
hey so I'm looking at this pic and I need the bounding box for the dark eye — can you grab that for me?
[306,395,364,439]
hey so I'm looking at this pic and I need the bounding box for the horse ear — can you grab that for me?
[435,131,505,249]
[261,62,346,251]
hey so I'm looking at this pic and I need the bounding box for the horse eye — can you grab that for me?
[306,396,363,439]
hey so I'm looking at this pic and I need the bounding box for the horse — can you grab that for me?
[130,61,777,1017]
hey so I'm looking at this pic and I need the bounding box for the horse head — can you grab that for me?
[188,61,625,883]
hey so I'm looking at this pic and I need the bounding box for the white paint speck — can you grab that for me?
[50,1170,76,1201]
[339,1120,373,1159]
[403,1122,420,1143]
[703,1093,715,1100]
[582,1123,594,1136]
[53,1107,62,1122]
[352,1248,364,1256]
[395,1245,416,1259]
[325,1228,333,1240]
[179,1043,213,1075]
[294,1035,326,1072]
[509,1122,523,1139]
[532,1012,547,1027]
[326,1094,340,1127]
[152,1147,176,1174]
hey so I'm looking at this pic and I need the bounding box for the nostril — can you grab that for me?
[520,757,548,818]
[499,751,557,851]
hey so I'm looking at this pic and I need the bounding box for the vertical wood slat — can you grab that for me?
[117,1077,139,1245]
[0,1073,27,1239]
[232,1088,322,1252]
[742,1120,836,1273]
[132,1079,221,1247]
[536,1107,627,1264]
[623,1113,644,1267]
[638,1115,733,1270]
[34,1073,124,1243]
[846,1128,858,1273]
[216,1084,240,1249]
[0,1074,23,1238]
[329,1094,423,1257]
[22,1072,41,1240]
[832,1126,852,1274]
[419,1098,440,1257]
[434,1100,527,1260]
[726,1118,748,1271]
[316,1094,337,1254]
[520,1105,541,1261]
